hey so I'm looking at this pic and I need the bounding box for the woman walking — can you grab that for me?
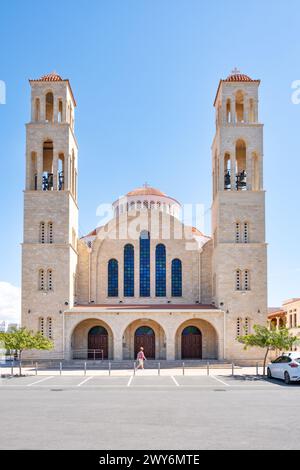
[136,347,146,369]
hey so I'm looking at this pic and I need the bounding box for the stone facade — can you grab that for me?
[21,70,268,362]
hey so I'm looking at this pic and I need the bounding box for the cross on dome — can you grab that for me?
[230,67,241,75]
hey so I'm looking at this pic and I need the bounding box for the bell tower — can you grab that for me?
[21,72,78,355]
[211,69,267,359]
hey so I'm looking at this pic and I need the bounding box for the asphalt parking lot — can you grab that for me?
[1,374,299,450]
[0,373,292,389]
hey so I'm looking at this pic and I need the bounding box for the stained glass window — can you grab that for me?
[140,230,150,296]
[124,244,134,297]
[155,244,166,296]
[171,258,182,297]
[108,258,118,297]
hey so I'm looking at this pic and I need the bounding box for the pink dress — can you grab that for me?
[137,351,146,362]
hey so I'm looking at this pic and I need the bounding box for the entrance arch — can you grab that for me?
[175,319,218,360]
[122,319,166,360]
[88,326,108,359]
[134,326,155,359]
[71,318,114,360]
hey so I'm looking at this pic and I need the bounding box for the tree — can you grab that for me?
[238,324,298,376]
[0,327,53,376]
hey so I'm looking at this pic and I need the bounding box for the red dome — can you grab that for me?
[31,72,63,82]
[126,186,166,197]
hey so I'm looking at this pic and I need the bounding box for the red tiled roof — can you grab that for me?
[268,310,286,319]
[30,72,63,82]
[224,72,257,82]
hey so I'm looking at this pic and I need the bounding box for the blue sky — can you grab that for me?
[0,0,299,321]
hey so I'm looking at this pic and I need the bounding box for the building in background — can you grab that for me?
[268,298,300,351]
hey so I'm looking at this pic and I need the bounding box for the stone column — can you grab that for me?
[244,98,249,123]
[219,152,224,191]
[37,148,43,190]
[52,152,58,190]
[231,97,236,124]
[246,148,252,190]
[64,154,70,191]
[230,149,236,190]
[114,334,123,360]
[40,96,46,121]
[53,98,58,123]
[166,335,176,360]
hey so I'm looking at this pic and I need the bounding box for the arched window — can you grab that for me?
[244,317,250,335]
[39,222,45,243]
[236,140,247,190]
[136,201,141,210]
[108,259,118,297]
[34,98,40,122]
[42,140,54,191]
[124,244,134,297]
[236,318,242,337]
[236,270,241,291]
[58,100,63,122]
[155,244,166,297]
[244,270,250,291]
[171,258,182,297]
[39,317,44,336]
[47,317,53,339]
[39,269,45,291]
[45,92,54,122]
[224,152,231,190]
[48,222,53,243]
[47,269,53,291]
[140,231,150,297]
[235,90,244,122]
[226,99,231,123]
[243,222,249,243]
[235,222,240,243]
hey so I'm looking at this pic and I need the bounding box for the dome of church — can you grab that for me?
[126,186,167,197]
[225,69,259,82]
[113,184,181,218]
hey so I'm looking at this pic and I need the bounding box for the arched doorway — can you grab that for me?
[88,326,108,359]
[181,326,202,359]
[134,326,155,359]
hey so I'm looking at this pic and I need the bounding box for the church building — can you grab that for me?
[21,70,267,362]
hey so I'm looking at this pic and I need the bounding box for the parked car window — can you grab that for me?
[272,356,283,363]
[281,356,292,363]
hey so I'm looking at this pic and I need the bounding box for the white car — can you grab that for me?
[267,352,300,384]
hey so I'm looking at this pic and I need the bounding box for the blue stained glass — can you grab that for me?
[155,244,166,296]
[140,230,150,297]
[171,258,182,297]
[108,258,118,297]
[124,244,134,297]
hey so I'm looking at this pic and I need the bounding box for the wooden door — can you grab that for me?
[134,326,155,359]
[181,326,202,359]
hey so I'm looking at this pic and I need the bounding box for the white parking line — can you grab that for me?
[27,376,54,387]
[171,376,180,387]
[77,376,94,387]
[211,376,230,387]
[127,376,134,387]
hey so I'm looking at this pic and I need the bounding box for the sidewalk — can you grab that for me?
[1,365,262,377]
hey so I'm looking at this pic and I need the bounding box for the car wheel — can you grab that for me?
[284,371,291,384]
[267,367,272,378]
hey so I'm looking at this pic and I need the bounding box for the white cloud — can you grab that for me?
[0,282,21,324]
